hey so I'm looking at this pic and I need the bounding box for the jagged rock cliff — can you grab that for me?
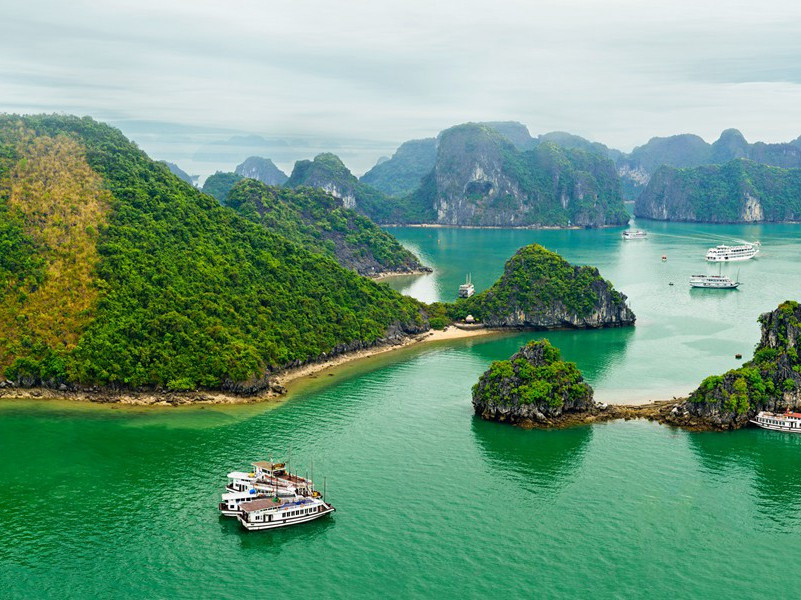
[635,159,801,222]
[472,339,596,426]
[667,301,801,430]
[234,156,288,186]
[450,244,635,328]
[417,124,627,227]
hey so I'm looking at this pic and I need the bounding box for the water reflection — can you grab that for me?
[470,417,592,495]
[687,430,801,528]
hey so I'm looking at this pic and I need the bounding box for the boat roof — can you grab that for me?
[759,411,801,419]
[240,497,315,513]
[222,490,261,501]
[227,471,254,479]
[251,461,285,470]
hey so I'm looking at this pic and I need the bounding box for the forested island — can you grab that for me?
[472,339,597,427]
[436,244,635,329]
[0,115,429,395]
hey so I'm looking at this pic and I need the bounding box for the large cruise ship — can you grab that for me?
[705,241,760,262]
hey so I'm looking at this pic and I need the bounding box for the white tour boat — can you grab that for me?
[622,230,647,240]
[705,241,760,262]
[458,274,475,298]
[750,410,801,433]
[689,274,740,289]
[237,495,335,531]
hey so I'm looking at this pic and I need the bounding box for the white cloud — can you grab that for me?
[2,0,801,174]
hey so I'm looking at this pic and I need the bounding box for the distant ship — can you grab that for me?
[622,230,647,240]
[689,273,740,289]
[705,241,760,262]
[458,274,475,298]
[751,410,801,433]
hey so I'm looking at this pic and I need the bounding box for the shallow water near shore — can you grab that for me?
[3,222,801,598]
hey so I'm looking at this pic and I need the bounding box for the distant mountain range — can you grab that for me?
[179,121,801,226]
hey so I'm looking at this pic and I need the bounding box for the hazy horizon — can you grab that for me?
[4,0,801,176]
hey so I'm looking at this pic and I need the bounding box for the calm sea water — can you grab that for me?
[2,222,801,598]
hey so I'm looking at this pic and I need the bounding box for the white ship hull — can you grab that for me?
[750,421,801,433]
[238,505,335,530]
[690,281,739,289]
[706,253,756,262]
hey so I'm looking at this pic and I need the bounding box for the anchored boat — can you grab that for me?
[705,241,760,262]
[622,230,647,240]
[689,274,740,289]
[750,410,801,433]
[220,459,335,529]
[458,274,475,298]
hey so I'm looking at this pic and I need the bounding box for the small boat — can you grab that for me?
[622,230,647,240]
[458,274,475,298]
[750,410,801,433]
[689,274,740,289]
[705,241,760,262]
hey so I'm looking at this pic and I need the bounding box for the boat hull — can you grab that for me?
[750,420,801,433]
[705,254,756,262]
[237,506,336,530]
[690,283,739,289]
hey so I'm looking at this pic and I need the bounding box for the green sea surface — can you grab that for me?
[2,222,801,598]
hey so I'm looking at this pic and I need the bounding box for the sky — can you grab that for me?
[3,0,801,176]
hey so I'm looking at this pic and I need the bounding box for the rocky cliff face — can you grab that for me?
[235,156,288,186]
[472,339,596,426]
[423,124,628,227]
[451,244,635,329]
[667,301,801,430]
[635,159,801,223]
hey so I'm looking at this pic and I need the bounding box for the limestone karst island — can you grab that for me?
[3,1,801,598]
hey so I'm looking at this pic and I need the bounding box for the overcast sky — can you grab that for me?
[3,0,801,174]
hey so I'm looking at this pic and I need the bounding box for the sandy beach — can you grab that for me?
[0,326,501,406]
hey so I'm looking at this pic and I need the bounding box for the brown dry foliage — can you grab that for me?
[0,134,111,366]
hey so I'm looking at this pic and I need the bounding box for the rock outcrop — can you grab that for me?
[666,301,801,430]
[234,156,288,186]
[635,159,801,223]
[472,339,597,426]
[451,244,635,329]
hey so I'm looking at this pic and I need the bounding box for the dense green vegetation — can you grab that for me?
[690,301,801,415]
[161,161,194,185]
[225,178,426,275]
[472,339,592,408]
[637,159,801,222]
[444,244,628,324]
[0,115,428,390]
[201,171,243,202]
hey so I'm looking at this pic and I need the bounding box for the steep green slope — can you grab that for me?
[225,179,428,276]
[0,115,428,392]
[202,171,243,202]
[635,159,801,222]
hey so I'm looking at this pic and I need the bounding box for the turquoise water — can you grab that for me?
[386,222,801,402]
[2,222,801,598]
